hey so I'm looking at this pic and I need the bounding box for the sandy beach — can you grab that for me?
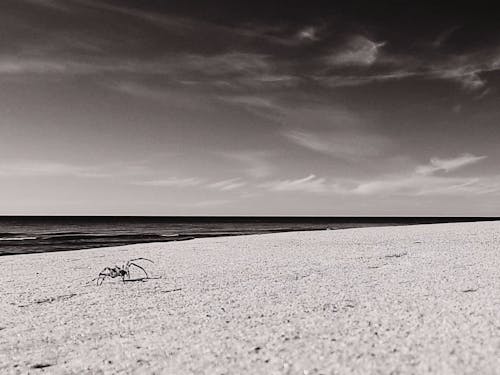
[1,221,500,374]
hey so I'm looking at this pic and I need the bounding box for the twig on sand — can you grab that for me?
[30,363,53,369]
[18,293,78,308]
[123,276,161,282]
[35,293,77,305]
[384,252,408,258]
[160,288,182,294]
[122,278,149,283]
[462,288,478,293]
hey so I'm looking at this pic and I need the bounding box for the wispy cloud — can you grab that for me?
[0,57,149,76]
[415,153,487,175]
[433,66,488,91]
[220,151,273,178]
[135,177,204,187]
[49,0,192,30]
[259,173,500,197]
[219,95,279,110]
[180,199,232,208]
[208,178,246,191]
[257,153,498,197]
[109,81,219,112]
[0,50,294,93]
[133,176,249,192]
[327,36,386,66]
[351,174,484,196]
[134,176,247,191]
[0,59,76,75]
[218,94,284,121]
[352,153,492,196]
[316,71,417,88]
[0,161,112,178]
[284,129,386,159]
[260,174,329,193]
[296,26,319,42]
[432,26,461,48]
[22,0,71,11]
[318,62,497,91]
[179,52,270,77]
[178,53,297,89]
[27,0,321,51]
[0,53,238,76]
[317,32,500,93]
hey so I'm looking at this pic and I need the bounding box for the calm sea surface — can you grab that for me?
[0,216,497,256]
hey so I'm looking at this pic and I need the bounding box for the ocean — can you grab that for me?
[0,216,497,256]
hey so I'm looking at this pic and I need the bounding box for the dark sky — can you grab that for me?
[1,0,499,215]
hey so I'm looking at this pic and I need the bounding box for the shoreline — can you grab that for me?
[2,221,500,374]
[2,218,499,257]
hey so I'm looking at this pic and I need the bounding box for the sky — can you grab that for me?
[1,0,500,215]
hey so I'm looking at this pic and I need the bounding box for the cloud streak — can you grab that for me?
[284,129,386,159]
[134,177,204,188]
[347,154,495,196]
[22,0,71,11]
[220,151,274,178]
[415,154,487,175]
[296,26,319,42]
[208,178,246,191]
[259,153,498,197]
[327,36,385,66]
[260,174,329,193]
[351,174,485,196]
[0,160,161,180]
[320,46,500,91]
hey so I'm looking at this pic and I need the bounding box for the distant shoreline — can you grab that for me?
[1,217,499,256]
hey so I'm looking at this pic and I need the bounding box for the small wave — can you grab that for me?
[42,233,167,240]
[0,236,38,241]
[42,233,110,240]
[0,232,27,238]
[40,231,87,237]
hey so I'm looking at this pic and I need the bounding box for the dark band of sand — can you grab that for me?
[1,221,500,374]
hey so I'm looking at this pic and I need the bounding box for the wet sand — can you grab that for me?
[1,221,500,374]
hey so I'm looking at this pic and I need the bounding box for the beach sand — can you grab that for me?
[1,221,500,374]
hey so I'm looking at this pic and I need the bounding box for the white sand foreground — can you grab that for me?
[1,221,500,374]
